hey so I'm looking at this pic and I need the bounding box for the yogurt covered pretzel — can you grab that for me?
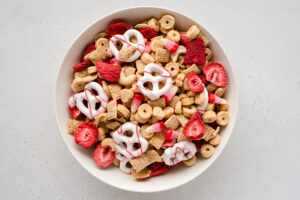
[161,141,197,166]
[68,82,109,119]
[136,63,172,100]
[115,152,132,174]
[109,29,145,62]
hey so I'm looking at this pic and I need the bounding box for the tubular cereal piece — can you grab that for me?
[134,23,149,30]
[108,84,122,100]
[176,73,186,81]
[159,15,175,30]
[155,48,170,63]
[148,98,166,108]
[205,103,215,111]
[113,158,120,167]
[186,25,200,41]
[203,124,220,141]
[182,105,197,118]
[183,78,190,90]
[171,45,186,62]
[163,106,174,119]
[148,18,160,31]
[105,121,121,130]
[183,155,197,167]
[187,91,196,98]
[167,30,180,42]
[175,79,183,87]
[205,48,212,61]
[94,113,109,126]
[67,119,81,134]
[132,168,151,179]
[217,102,229,111]
[102,80,111,98]
[107,100,117,120]
[182,64,200,75]
[168,96,180,108]
[149,116,159,124]
[136,59,146,74]
[176,115,189,127]
[98,127,106,141]
[181,97,194,106]
[165,62,179,77]
[120,89,134,103]
[150,132,165,149]
[141,53,154,64]
[201,34,210,46]
[152,107,165,120]
[215,87,226,97]
[200,144,215,158]
[195,92,206,105]
[216,111,230,126]
[101,138,116,151]
[203,111,217,123]
[130,150,162,172]
[206,83,217,93]
[137,104,152,121]
[117,104,130,119]
[164,115,179,130]
[209,134,221,146]
[150,39,164,52]
[175,101,182,114]
[141,124,154,139]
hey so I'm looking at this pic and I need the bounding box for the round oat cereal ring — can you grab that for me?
[167,30,180,42]
[165,62,179,77]
[205,48,213,61]
[95,38,109,49]
[150,39,164,52]
[148,18,160,32]
[137,104,152,121]
[216,111,230,126]
[209,134,221,146]
[140,124,154,139]
[183,156,197,167]
[159,15,175,30]
[203,111,217,123]
[182,105,197,118]
[200,144,215,158]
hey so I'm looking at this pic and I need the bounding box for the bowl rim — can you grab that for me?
[54,6,238,193]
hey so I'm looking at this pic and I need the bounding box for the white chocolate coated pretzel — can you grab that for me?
[197,84,208,113]
[136,63,172,100]
[112,122,148,159]
[109,29,145,62]
[161,141,197,166]
[68,82,109,119]
[116,151,132,174]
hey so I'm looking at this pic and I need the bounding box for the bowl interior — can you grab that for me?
[55,7,238,193]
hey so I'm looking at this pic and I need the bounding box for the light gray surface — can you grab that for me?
[0,0,299,199]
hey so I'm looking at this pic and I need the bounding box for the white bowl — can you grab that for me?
[54,7,238,193]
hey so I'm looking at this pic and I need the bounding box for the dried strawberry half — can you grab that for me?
[161,140,175,149]
[95,61,122,82]
[94,144,115,168]
[73,61,92,72]
[187,73,204,93]
[68,105,81,119]
[199,74,208,85]
[107,23,131,39]
[203,62,227,87]
[193,140,204,151]
[183,113,205,140]
[74,122,98,148]
[80,44,96,62]
[190,111,202,121]
[142,162,169,179]
[139,27,158,39]
[184,37,206,66]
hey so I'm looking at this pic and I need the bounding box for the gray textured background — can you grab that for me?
[1,0,300,199]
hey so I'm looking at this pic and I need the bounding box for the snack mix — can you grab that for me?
[67,15,230,180]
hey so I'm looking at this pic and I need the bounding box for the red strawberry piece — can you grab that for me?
[80,44,96,62]
[149,165,169,177]
[142,162,169,180]
[161,140,175,149]
[180,34,189,47]
[68,105,81,119]
[193,140,204,151]
[109,58,123,66]
[139,28,158,39]
[95,61,122,82]
[96,77,102,85]
[183,117,205,140]
[73,61,92,72]
[144,41,152,54]
[94,144,115,168]
[107,23,131,39]
[190,111,202,121]
[203,62,227,87]
[199,74,208,85]
[184,38,206,66]
[149,162,165,171]
[187,73,204,93]
[208,93,215,103]
[74,122,98,148]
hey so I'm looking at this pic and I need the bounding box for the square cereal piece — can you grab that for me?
[105,121,121,130]
[107,100,117,120]
[150,132,165,149]
[168,96,180,108]
[164,115,179,130]
[67,119,82,134]
[176,114,189,126]
[132,168,151,179]
[94,113,109,126]
[123,66,136,76]
[203,124,220,141]
[148,98,166,108]
[136,60,145,74]
[155,48,170,63]
[182,64,200,75]
[130,150,162,172]
[117,104,130,119]
[108,84,122,100]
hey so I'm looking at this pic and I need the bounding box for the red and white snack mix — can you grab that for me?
[67,15,230,180]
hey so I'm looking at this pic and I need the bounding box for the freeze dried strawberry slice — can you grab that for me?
[73,61,92,72]
[183,117,205,140]
[161,140,175,149]
[180,34,189,47]
[184,38,206,66]
[193,140,204,151]
[68,105,81,119]
[149,162,165,171]
[95,61,122,82]
[190,111,202,121]
[94,144,115,168]
[203,62,227,87]
[80,44,96,62]
[74,122,98,148]
[107,23,131,39]
[187,73,204,93]
[149,165,169,177]
[140,27,158,39]
[199,74,208,85]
